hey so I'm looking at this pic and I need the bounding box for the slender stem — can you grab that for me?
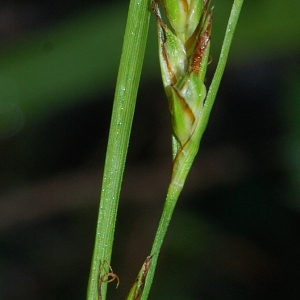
[142,182,183,300]
[86,1,151,299]
[141,0,244,299]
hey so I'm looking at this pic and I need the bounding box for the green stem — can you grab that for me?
[141,0,244,299]
[86,1,151,299]
[146,181,183,287]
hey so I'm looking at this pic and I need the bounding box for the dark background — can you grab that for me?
[1,0,300,299]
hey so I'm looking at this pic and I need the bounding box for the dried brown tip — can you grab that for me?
[191,10,213,76]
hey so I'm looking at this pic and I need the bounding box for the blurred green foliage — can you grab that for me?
[1,0,300,130]
[1,1,300,299]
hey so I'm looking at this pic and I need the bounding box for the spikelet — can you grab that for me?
[152,0,212,151]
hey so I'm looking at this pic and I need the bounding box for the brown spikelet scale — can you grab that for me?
[191,11,212,76]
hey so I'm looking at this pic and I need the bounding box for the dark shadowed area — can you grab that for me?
[1,0,300,299]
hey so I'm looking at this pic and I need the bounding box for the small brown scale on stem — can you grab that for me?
[98,261,119,300]
[127,256,152,300]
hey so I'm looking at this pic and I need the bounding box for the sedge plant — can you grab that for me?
[87,0,244,299]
